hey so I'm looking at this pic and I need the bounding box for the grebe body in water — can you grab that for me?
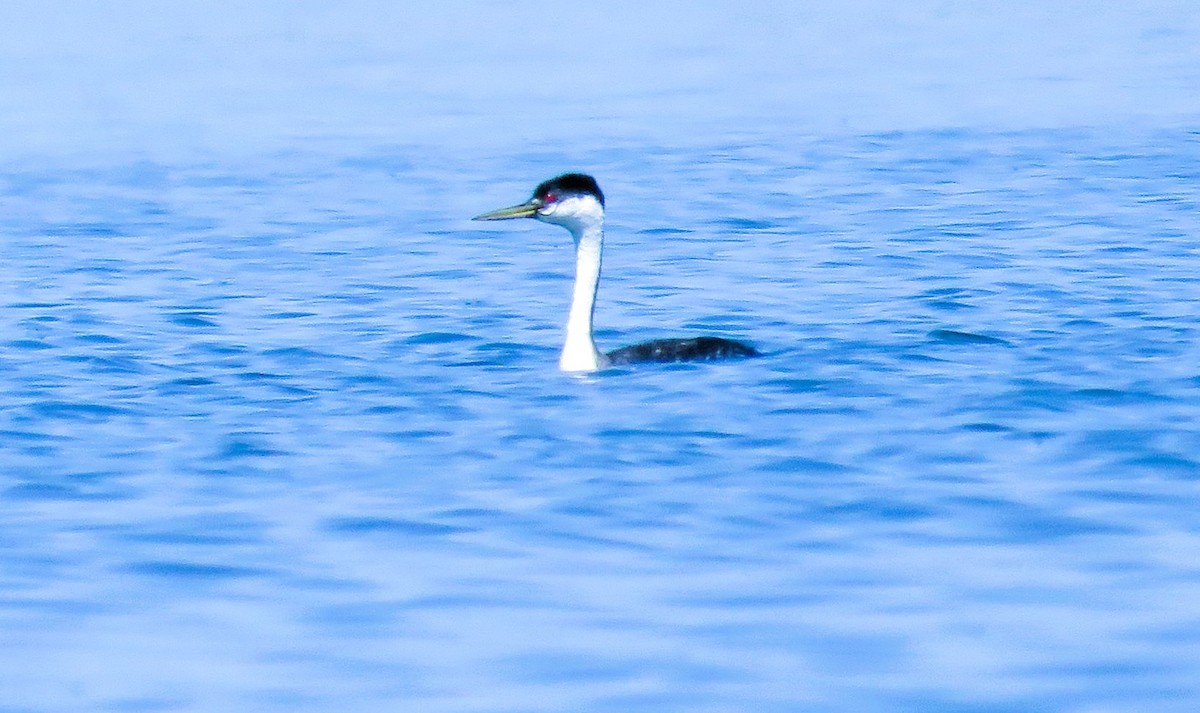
[473,173,759,372]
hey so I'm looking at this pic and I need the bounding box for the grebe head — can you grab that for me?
[473,173,605,235]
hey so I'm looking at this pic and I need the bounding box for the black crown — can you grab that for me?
[534,173,604,207]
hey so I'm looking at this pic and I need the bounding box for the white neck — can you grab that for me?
[558,219,609,372]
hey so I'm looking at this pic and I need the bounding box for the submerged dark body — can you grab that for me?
[607,336,760,365]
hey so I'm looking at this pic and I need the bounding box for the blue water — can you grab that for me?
[4,3,1200,712]
[3,128,1198,713]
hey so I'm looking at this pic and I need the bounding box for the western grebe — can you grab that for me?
[473,173,759,372]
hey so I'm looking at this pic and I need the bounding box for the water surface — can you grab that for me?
[3,2,1200,711]
[3,128,1199,712]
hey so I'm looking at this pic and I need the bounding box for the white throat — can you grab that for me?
[559,221,609,372]
[540,197,609,372]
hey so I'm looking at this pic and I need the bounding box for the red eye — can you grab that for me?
[543,192,558,204]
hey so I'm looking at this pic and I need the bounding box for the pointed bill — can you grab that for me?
[472,199,541,221]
